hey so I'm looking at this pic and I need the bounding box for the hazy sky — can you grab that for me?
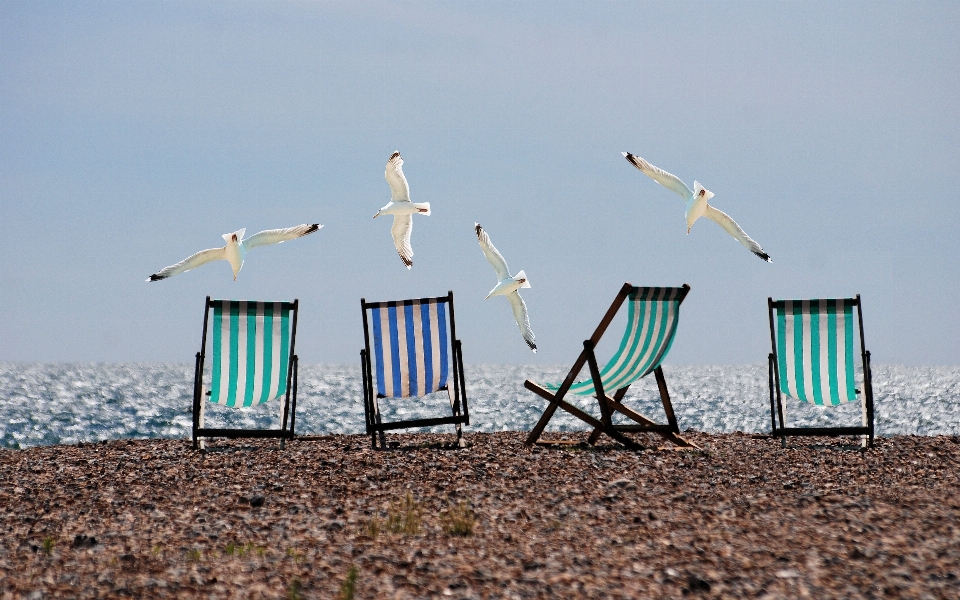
[2,1,958,366]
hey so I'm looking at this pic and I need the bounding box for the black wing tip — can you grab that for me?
[400,254,413,268]
[755,250,772,263]
[147,273,166,282]
[389,151,401,160]
[475,222,483,237]
[304,223,320,235]
[527,340,538,352]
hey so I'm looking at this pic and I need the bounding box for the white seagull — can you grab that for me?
[475,223,537,352]
[147,223,321,282]
[622,152,772,262]
[373,151,431,269]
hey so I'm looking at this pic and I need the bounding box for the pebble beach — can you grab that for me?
[2,431,959,599]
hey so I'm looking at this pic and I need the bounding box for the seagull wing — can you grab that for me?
[474,223,511,280]
[385,151,410,202]
[243,224,321,251]
[147,247,226,281]
[622,152,694,201]
[391,214,414,268]
[703,205,772,262]
[506,291,537,352]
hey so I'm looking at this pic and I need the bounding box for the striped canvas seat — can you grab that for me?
[773,299,857,405]
[209,300,292,407]
[368,298,449,399]
[191,297,300,450]
[524,283,696,449]
[545,287,685,396]
[767,296,874,447]
[361,292,469,449]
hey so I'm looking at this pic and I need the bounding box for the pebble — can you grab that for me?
[1,431,958,598]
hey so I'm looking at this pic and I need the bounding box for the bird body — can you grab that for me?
[485,269,531,299]
[147,223,321,281]
[475,223,537,352]
[622,152,771,262]
[374,151,430,269]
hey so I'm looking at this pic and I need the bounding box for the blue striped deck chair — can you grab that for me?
[191,297,300,450]
[360,291,469,449]
[768,296,875,447]
[525,283,696,449]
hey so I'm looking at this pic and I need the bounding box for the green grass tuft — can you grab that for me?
[338,565,358,600]
[441,501,476,536]
[386,491,422,535]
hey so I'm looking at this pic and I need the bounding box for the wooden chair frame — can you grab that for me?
[360,291,469,449]
[525,283,696,449]
[768,295,875,447]
[192,296,299,450]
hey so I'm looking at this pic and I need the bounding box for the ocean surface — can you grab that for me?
[1,363,958,449]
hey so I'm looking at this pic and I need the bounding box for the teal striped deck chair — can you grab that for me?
[360,292,469,449]
[768,296,875,447]
[192,297,300,450]
[525,283,696,449]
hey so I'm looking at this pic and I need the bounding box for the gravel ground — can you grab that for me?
[1,431,959,599]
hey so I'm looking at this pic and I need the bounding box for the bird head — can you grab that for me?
[692,181,713,202]
[222,228,246,245]
[514,270,531,289]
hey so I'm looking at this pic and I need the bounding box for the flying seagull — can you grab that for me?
[622,152,771,262]
[373,151,431,269]
[147,223,321,281]
[475,223,537,352]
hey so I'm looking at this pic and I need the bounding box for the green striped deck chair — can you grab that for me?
[360,291,469,449]
[192,297,300,450]
[525,283,696,449]
[768,296,874,447]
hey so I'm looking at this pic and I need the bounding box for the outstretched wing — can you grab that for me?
[385,151,410,202]
[474,223,510,280]
[147,247,225,281]
[622,152,694,201]
[243,224,321,251]
[391,214,414,268]
[506,291,537,352]
[703,205,771,262]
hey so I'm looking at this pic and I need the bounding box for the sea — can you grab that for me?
[1,363,958,449]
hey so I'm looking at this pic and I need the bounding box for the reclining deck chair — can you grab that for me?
[360,291,469,449]
[768,296,875,447]
[192,297,299,450]
[525,283,696,449]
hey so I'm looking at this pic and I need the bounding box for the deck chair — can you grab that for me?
[360,291,469,449]
[192,297,300,450]
[525,283,696,449]
[768,296,875,447]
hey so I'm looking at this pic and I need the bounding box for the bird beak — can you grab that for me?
[484,293,492,300]
[686,227,691,234]
[233,275,237,281]
[372,213,379,218]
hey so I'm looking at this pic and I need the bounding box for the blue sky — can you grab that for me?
[2,1,958,366]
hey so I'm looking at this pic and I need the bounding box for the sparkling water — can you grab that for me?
[1,363,957,448]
